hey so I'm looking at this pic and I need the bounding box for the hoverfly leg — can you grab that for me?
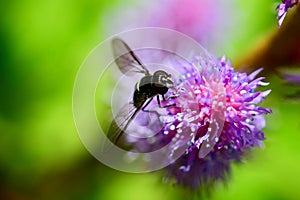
[158,95,176,108]
[157,95,162,108]
[141,97,153,111]
[141,97,160,120]
[166,93,180,100]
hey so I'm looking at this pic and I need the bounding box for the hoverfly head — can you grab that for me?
[154,70,174,89]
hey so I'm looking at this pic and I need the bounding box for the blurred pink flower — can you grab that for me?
[104,0,233,52]
[147,0,221,44]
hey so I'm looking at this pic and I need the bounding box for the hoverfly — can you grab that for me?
[107,38,175,145]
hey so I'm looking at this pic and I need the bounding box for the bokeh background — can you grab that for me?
[1,0,300,199]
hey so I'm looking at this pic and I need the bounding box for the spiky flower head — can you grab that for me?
[163,55,271,189]
[129,53,271,189]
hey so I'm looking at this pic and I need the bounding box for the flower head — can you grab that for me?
[163,55,271,189]
[129,52,271,190]
[277,0,299,27]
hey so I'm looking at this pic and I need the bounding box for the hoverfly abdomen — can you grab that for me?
[133,75,156,108]
[133,89,149,108]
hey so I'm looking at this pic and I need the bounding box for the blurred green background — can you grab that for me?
[1,0,300,199]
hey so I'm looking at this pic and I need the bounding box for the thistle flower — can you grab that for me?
[128,53,271,190]
[162,56,271,189]
[277,0,299,27]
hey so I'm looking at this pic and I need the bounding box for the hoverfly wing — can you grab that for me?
[105,103,141,149]
[111,38,150,75]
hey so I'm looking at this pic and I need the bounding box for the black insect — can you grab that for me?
[107,38,175,145]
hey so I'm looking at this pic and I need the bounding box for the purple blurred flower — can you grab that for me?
[277,0,299,27]
[281,72,300,98]
[282,72,300,84]
[131,54,271,189]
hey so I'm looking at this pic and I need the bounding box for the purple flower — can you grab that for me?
[277,0,299,27]
[282,72,300,85]
[280,72,300,99]
[129,53,271,190]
